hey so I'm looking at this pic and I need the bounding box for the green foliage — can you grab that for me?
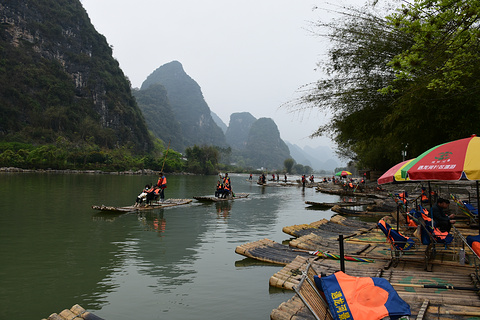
[133,84,184,151]
[0,0,153,154]
[291,1,480,171]
[0,140,185,172]
[385,0,480,93]
[283,158,295,174]
[292,164,313,175]
[185,145,219,174]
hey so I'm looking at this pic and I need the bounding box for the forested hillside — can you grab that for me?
[0,0,152,153]
[244,118,291,169]
[225,112,257,150]
[291,0,480,171]
[133,84,184,151]
[140,61,227,150]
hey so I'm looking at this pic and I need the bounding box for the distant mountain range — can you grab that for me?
[213,110,343,172]
[285,142,344,173]
[136,61,291,169]
[0,1,342,173]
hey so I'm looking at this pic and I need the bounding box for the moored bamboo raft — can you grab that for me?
[305,199,376,208]
[331,205,393,217]
[316,185,388,199]
[282,217,375,239]
[235,237,377,266]
[193,192,249,202]
[91,198,192,212]
[270,256,480,320]
[235,238,311,265]
[42,304,103,320]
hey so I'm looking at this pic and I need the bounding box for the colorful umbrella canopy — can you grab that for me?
[335,171,352,176]
[402,135,480,181]
[377,159,415,185]
[401,135,480,234]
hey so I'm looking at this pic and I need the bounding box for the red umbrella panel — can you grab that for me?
[402,135,480,181]
[377,159,415,185]
[401,135,480,234]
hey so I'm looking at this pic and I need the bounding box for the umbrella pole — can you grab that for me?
[428,181,434,228]
[477,181,480,235]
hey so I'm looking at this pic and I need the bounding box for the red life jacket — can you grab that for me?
[157,176,167,189]
[315,271,410,320]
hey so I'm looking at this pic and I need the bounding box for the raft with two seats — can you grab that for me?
[91,198,193,212]
[193,193,249,202]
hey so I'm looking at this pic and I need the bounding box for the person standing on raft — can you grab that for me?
[156,172,167,202]
[220,173,233,198]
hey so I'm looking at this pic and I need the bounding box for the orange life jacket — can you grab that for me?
[224,182,231,191]
[157,176,167,189]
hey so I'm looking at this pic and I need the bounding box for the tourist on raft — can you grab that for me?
[215,180,224,197]
[216,173,233,198]
[431,198,456,232]
[156,172,167,202]
[134,184,151,207]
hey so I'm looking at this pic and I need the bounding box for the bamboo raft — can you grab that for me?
[236,206,480,319]
[91,198,192,212]
[193,192,249,202]
[316,185,388,199]
[270,256,480,320]
[330,205,394,217]
[42,304,103,320]
[235,216,380,265]
[282,216,375,239]
[305,199,376,209]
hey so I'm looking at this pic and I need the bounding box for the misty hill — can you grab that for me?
[140,61,227,150]
[285,141,342,172]
[225,112,257,150]
[133,84,183,150]
[211,112,227,134]
[0,0,152,153]
[244,118,291,169]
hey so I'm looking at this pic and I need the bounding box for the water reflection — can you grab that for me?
[138,211,167,234]
[215,201,232,220]
[0,173,336,320]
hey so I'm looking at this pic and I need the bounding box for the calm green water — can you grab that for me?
[0,173,340,319]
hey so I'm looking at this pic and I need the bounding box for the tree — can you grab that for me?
[289,1,480,171]
[384,0,480,94]
[185,145,219,174]
[284,158,295,174]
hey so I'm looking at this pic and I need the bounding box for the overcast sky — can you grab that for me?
[81,0,370,149]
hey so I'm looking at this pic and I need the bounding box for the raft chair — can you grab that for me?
[377,219,415,267]
[450,194,478,225]
[409,205,454,270]
[293,259,334,320]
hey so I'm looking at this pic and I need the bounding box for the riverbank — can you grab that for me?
[0,166,195,175]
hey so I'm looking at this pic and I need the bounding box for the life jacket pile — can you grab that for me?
[314,271,411,320]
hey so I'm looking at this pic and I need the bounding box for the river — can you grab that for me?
[0,172,341,319]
